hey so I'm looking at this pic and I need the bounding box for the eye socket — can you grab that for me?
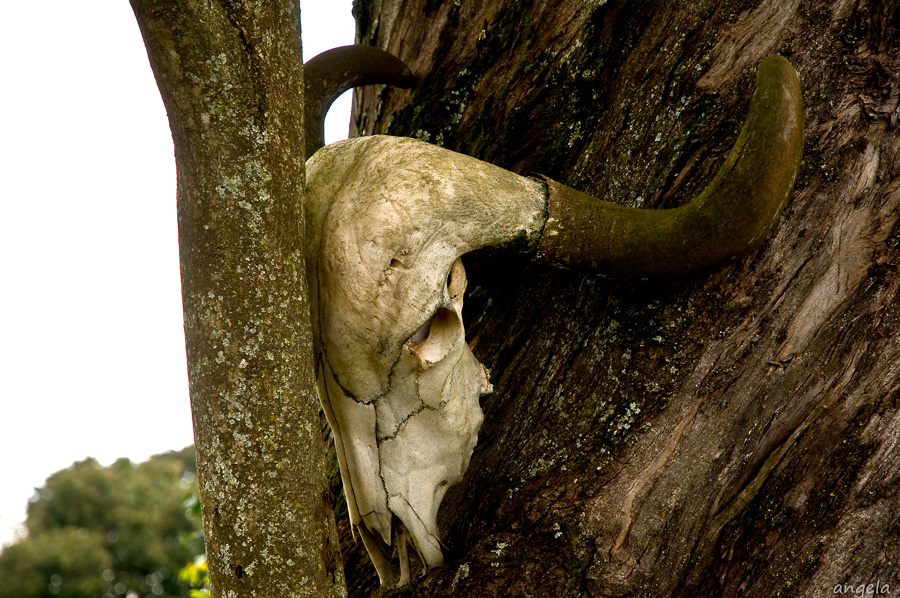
[405,257,467,363]
[406,307,461,364]
[447,258,466,303]
[408,318,430,343]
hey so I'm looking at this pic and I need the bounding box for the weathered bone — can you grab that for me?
[303,54,804,585]
[305,136,543,585]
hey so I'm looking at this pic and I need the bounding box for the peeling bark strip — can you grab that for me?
[128,1,346,597]
[349,0,900,596]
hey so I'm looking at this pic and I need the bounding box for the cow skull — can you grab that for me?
[305,134,545,585]
[303,49,804,586]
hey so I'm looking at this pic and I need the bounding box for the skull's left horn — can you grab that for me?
[536,54,804,278]
[304,45,415,157]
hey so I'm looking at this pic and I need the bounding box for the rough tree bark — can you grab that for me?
[343,0,900,596]
[129,2,345,596]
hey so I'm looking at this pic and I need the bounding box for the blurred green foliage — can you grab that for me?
[0,447,204,598]
[178,556,210,598]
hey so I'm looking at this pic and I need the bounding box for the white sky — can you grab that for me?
[0,0,354,547]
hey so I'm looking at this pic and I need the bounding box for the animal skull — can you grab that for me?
[303,51,804,586]
[305,136,545,585]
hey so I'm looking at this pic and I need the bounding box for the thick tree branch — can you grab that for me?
[129,1,345,596]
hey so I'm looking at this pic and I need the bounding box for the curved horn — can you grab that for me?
[304,45,416,157]
[535,54,804,279]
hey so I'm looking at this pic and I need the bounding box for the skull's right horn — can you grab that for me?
[535,54,804,279]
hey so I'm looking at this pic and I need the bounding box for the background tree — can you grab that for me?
[0,448,203,598]
[0,529,111,598]
[341,0,900,596]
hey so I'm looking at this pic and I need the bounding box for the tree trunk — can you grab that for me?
[129,2,345,596]
[346,0,900,596]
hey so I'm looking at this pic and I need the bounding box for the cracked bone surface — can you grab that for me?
[305,135,545,585]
